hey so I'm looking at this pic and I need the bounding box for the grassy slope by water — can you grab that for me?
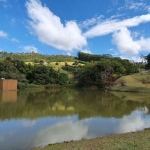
[32,129,150,150]
[111,73,150,93]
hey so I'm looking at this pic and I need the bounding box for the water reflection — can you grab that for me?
[0,91,17,103]
[0,89,150,150]
[117,108,150,133]
[22,120,36,127]
[1,89,150,120]
[33,120,88,147]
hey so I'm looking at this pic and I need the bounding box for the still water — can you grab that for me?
[0,89,150,150]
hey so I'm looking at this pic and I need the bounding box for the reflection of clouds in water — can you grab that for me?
[22,120,36,127]
[33,120,88,147]
[117,108,150,133]
[0,135,4,142]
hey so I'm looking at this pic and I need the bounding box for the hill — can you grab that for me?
[111,73,150,93]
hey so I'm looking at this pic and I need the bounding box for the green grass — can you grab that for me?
[32,129,150,150]
[49,62,74,80]
[111,73,150,93]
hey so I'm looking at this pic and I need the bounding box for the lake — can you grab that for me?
[0,89,150,150]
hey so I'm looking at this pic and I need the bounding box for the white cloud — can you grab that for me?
[112,27,141,55]
[0,30,7,38]
[23,45,38,53]
[120,55,142,62]
[128,2,145,10]
[11,38,19,42]
[26,0,87,53]
[109,14,126,20]
[80,49,92,54]
[33,120,88,147]
[118,0,146,11]
[79,15,104,29]
[112,27,150,56]
[84,14,150,38]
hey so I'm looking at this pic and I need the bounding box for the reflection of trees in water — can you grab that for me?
[0,89,149,120]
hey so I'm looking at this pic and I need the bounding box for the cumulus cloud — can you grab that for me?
[23,45,38,53]
[0,30,7,38]
[84,14,150,38]
[26,0,87,53]
[112,27,150,55]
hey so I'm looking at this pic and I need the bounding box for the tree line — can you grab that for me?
[0,51,148,88]
[0,57,68,87]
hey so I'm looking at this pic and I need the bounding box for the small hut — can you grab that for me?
[0,79,18,91]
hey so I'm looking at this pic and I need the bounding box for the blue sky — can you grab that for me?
[0,0,150,61]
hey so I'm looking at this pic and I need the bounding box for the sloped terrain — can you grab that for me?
[111,73,150,93]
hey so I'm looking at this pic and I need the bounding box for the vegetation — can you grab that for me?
[0,57,68,86]
[0,51,76,62]
[145,53,150,69]
[111,73,150,93]
[0,51,146,88]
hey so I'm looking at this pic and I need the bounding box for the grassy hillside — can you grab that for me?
[111,73,150,93]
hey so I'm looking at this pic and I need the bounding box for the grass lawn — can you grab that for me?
[32,129,150,150]
[111,73,150,93]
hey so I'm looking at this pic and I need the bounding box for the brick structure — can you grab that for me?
[0,79,18,91]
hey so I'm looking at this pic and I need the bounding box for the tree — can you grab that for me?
[58,73,69,85]
[145,53,150,69]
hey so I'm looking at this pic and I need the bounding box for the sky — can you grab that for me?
[0,0,150,61]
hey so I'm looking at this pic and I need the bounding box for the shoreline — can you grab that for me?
[32,129,150,150]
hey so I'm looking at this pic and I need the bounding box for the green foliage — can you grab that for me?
[0,51,76,62]
[145,53,150,69]
[0,58,69,86]
[0,52,140,88]
[0,57,27,82]
[72,61,79,65]
[58,73,69,85]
